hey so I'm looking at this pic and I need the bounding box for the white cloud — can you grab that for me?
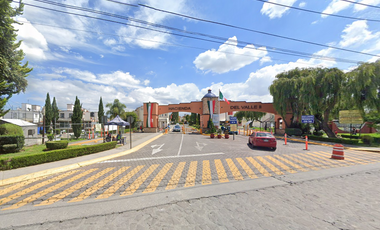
[104,39,117,46]
[14,18,49,61]
[322,0,352,18]
[299,2,306,7]
[354,0,380,11]
[117,0,190,49]
[193,36,269,74]
[260,0,297,19]
[339,21,378,47]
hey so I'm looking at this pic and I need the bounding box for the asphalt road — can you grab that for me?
[1,131,380,228]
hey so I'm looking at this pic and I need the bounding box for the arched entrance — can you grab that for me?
[143,90,291,133]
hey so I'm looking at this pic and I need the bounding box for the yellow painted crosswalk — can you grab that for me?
[0,150,379,211]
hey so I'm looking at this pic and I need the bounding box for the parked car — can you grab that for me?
[248,131,277,150]
[173,125,181,132]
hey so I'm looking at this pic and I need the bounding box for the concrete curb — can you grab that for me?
[0,134,164,187]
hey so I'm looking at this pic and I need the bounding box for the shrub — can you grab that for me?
[0,123,23,135]
[373,137,380,144]
[285,128,302,136]
[313,130,324,136]
[341,134,360,139]
[47,134,54,141]
[361,135,374,145]
[0,135,25,153]
[0,141,117,170]
[308,135,359,145]
[45,140,69,150]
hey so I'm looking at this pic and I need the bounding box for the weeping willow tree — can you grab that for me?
[269,68,307,128]
[300,68,345,137]
[270,67,345,137]
[345,60,380,118]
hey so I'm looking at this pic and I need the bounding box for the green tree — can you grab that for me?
[185,114,190,123]
[44,93,52,133]
[98,97,104,125]
[234,111,266,127]
[270,67,345,137]
[106,99,126,119]
[71,96,83,139]
[234,111,245,123]
[300,68,345,137]
[51,97,59,134]
[171,112,179,123]
[197,114,200,125]
[345,60,380,118]
[0,1,32,116]
[122,111,139,128]
[190,113,197,125]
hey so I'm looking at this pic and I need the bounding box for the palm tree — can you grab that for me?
[106,99,126,119]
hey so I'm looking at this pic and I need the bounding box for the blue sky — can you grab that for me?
[7,0,380,112]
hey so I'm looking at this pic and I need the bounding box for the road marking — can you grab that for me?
[246,157,272,177]
[166,162,186,190]
[2,169,97,210]
[265,156,297,174]
[256,156,284,175]
[122,164,159,196]
[152,144,165,155]
[184,161,197,187]
[296,153,329,169]
[273,155,308,172]
[99,152,225,163]
[315,151,355,166]
[195,142,207,151]
[281,155,320,171]
[236,158,258,179]
[226,159,244,181]
[202,160,212,185]
[177,134,184,156]
[36,168,115,206]
[0,170,78,207]
[69,167,130,203]
[214,159,229,183]
[96,166,144,199]
[0,177,43,197]
[306,152,346,167]
[143,163,173,193]
[319,151,370,164]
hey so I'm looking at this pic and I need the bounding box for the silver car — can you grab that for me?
[173,125,181,132]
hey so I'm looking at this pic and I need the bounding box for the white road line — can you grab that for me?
[99,152,225,163]
[177,134,184,156]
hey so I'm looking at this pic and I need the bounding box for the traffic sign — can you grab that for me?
[230,116,237,124]
[301,115,314,123]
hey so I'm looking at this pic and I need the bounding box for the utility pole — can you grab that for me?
[42,115,45,144]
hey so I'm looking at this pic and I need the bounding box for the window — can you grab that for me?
[90,112,95,117]
[69,113,73,118]
[60,113,65,118]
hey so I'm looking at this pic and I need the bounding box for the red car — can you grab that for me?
[248,131,277,150]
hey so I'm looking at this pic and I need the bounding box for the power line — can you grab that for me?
[134,2,380,58]
[339,0,380,9]
[22,0,378,63]
[18,20,356,66]
[254,0,380,22]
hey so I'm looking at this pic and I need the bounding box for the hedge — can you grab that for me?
[308,135,359,145]
[340,134,360,139]
[0,123,23,135]
[46,140,69,150]
[0,141,117,170]
[0,135,25,153]
[285,128,302,136]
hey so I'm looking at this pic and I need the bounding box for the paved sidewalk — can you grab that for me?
[0,132,163,184]
[9,164,380,230]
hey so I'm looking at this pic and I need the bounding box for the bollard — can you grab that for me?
[284,133,287,145]
[305,135,308,150]
[331,144,344,160]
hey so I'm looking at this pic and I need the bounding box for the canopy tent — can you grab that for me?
[106,115,130,126]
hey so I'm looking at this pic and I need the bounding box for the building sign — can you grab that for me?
[229,116,237,124]
[230,124,237,132]
[339,110,363,124]
[230,105,262,110]
[168,107,191,111]
[301,115,314,123]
